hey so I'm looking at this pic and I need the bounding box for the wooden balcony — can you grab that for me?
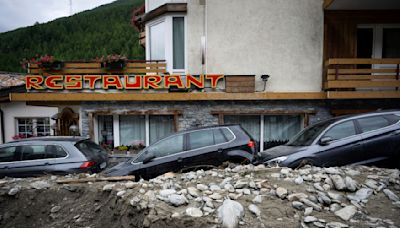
[27,60,166,75]
[325,58,400,99]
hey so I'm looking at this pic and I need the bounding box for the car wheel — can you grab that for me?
[292,159,314,169]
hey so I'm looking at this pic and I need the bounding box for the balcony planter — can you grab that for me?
[40,61,64,71]
[102,60,126,70]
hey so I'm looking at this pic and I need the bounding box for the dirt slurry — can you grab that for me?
[0,164,399,228]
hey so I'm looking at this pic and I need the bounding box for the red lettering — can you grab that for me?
[83,75,101,89]
[186,75,204,88]
[45,75,63,89]
[164,75,184,88]
[103,75,123,89]
[124,75,142,89]
[26,75,44,90]
[143,75,162,89]
[206,74,224,88]
[65,75,82,89]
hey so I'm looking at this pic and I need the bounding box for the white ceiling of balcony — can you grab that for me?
[327,0,400,10]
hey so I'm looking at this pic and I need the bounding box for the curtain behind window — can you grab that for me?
[173,17,185,69]
[120,115,145,146]
[224,115,260,141]
[149,115,174,144]
[263,115,301,149]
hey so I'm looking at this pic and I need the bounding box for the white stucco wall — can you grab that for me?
[0,102,58,143]
[205,0,324,92]
[145,0,324,92]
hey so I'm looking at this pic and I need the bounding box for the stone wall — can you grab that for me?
[79,100,331,137]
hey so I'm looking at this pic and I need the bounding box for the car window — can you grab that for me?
[45,145,68,158]
[75,140,107,157]
[357,116,390,133]
[0,146,18,162]
[148,134,184,158]
[189,129,214,150]
[221,128,234,141]
[384,114,400,124]
[21,145,46,160]
[214,129,227,144]
[323,121,356,141]
[287,120,335,146]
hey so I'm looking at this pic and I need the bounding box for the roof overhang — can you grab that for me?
[325,0,400,10]
[141,3,187,24]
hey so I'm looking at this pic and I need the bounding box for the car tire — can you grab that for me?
[290,159,314,169]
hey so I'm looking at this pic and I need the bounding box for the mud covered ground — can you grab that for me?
[0,164,399,228]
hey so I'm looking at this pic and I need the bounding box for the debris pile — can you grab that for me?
[0,165,399,227]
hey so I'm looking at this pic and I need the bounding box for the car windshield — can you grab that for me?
[287,120,335,146]
[75,140,107,156]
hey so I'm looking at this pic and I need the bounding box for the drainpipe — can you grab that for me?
[0,108,5,143]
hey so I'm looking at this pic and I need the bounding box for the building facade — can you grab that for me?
[10,0,400,151]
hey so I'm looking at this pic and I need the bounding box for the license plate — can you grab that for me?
[100,162,107,169]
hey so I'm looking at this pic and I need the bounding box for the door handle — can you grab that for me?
[177,157,183,163]
[0,166,8,169]
[44,162,50,166]
[217,148,223,153]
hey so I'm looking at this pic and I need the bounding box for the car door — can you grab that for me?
[183,128,224,169]
[355,115,398,165]
[0,145,21,177]
[315,120,363,167]
[43,144,70,174]
[141,133,185,179]
[12,144,51,177]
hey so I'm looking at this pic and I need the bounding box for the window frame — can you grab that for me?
[0,143,69,164]
[15,117,51,138]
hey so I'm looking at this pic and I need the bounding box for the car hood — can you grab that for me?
[260,145,306,161]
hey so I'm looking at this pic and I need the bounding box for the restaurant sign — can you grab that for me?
[25,74,224,90]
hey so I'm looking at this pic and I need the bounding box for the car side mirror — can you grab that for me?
[319,136,332,146]
[142,151,155,164]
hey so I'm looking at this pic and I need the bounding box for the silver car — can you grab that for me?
[0,137,109,177]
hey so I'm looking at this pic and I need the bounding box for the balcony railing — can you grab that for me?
[325,58,400,99]
[27,60,166,75]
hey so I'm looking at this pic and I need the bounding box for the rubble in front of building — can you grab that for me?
[0,165,399,228]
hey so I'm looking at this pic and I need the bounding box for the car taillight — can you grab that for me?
[80,161,96,169]
[247,140,255,149]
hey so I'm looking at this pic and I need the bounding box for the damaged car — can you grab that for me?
[260,110,400,168]
[104,125,257,180]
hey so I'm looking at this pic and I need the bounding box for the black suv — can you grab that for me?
[260,110,400,168]
[105,125,257,179]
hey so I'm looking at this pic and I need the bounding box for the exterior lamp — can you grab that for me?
[260,74,270,92]
[69,125,79,136]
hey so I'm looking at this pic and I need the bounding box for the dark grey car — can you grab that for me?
[0,137,109,178]
[260,110,400,168]
[104,125,257,180]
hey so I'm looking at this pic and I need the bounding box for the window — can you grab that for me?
[357,25,400,59]
[20,145,67,161]
[173,17,185,69]
[224,115,260,142]
[357,116,390,133]
[221,128,234,141]
[0,146,18,162]
[323,121,356,141]
[16,118,51,138]
[98,115,114,149]
[120,115,145,146]
[148,134,184,157]
[75,140,107,157]
[189,129,215,150]
[214,128,227,144]
[264,115,302,148]
[149,115,175,144]
[149,21,165,60]
[288,120,335,146]
[45,145,68,158]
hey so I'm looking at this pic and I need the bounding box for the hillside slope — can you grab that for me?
[0,0,144,72]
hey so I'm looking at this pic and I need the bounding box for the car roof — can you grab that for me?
[314,109,400,126]
[9,136,88,143]
[180,124,240,133]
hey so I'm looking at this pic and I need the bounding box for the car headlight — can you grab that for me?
[264,156,288,166]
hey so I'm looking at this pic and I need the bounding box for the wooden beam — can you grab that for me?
[327,91,400,99]
[326,58,400,65]
[210,110,316,115]
[28,68,166,74]
[327,68,397,74]
[10,92,327,102]
[327,74,398,81]
[325,80,400,89]
[323,0,335,9]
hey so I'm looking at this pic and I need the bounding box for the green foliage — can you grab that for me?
[0,0,144,72]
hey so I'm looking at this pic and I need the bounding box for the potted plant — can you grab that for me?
[98,54,127,70]
[21,54,64,71]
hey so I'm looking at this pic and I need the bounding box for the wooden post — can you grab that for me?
[88,112,95,140]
